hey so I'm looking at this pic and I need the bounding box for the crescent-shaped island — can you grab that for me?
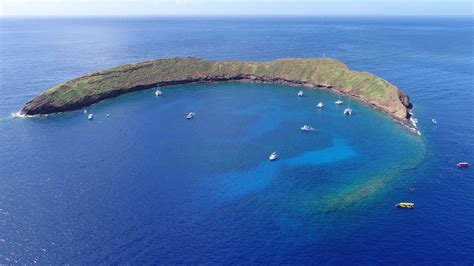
[20,57,416,131]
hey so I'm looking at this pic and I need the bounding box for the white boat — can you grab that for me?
[432,118,438,124]
[301,125,315,131]
[298,90,304,97]
[316,102,324,108]
[186,112,195,119]
[335,95,343,105]
[269,152,279,161]
[155,89,163,96]
[106,114,110,117]
[344,98,352,115]
[83,110,87,114]
[87,114,94,120]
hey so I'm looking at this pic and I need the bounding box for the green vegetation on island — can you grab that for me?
[20,57,412,122]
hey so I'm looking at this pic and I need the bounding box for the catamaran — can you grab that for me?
[344,98,352,115]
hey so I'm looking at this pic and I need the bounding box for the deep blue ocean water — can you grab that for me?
[0,16,473,264]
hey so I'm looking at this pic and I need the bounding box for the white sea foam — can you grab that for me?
[10,111,40,119]
[11,111,26,118]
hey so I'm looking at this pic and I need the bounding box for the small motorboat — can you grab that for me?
[298,90,304,97]
[457,162,470,168]
[269,152,279,161]
[335,100,343,105]
[300,125,315,131]
[432,118,438,124]
[87,114,94,120]
[186,112,195,120]
[396,202,415,209]
[106,114,110,117]
[155,89,163,96]
[316,102,324,108]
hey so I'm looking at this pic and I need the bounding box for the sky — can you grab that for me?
[1,0,473,17]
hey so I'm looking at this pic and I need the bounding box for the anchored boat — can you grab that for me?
[316,102,324,108]
[186,112,195,120]
[344,98,353,115]
[300,125,315,131]
[87,114,94,120]
[457,162,470,168]
[298,90,304,97]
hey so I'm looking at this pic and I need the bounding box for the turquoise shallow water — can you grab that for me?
[0,17,473,263]
[1,82,425,263]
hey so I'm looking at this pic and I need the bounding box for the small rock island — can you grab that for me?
[21,57,413,125]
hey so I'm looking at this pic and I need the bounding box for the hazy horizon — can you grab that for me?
[1,0,473,17]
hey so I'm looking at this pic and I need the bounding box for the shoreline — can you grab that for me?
[18,77,420,135]
[19,57,417,134]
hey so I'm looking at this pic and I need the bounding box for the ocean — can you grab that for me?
[0,16,473,264]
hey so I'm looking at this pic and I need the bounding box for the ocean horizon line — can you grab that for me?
[1,14,472,20]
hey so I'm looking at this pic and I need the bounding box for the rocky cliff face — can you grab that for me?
[21,57,412,123]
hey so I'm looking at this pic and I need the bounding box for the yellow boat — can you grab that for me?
[396,202,415,209]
